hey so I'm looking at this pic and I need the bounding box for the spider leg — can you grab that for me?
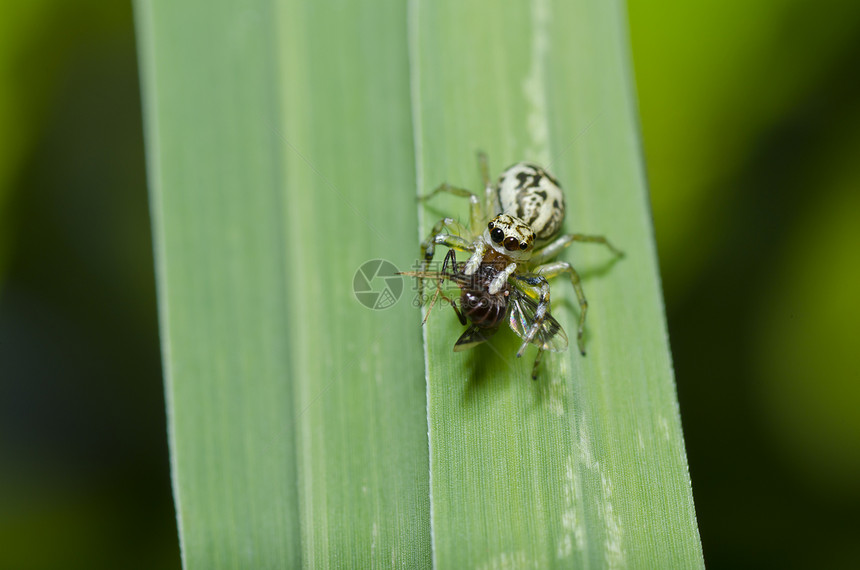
[531,233,623,265]
[535,260,588,355]
[419,183,485,237]
[476,151,500,217]
[420,218,471,263]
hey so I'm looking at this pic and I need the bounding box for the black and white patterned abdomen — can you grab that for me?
[496,163,565,241]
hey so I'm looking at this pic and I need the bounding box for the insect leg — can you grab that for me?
[404,253,460,318]
[423,282,462,324]
[439,250,466,325]
[420,281,443,322]
[440,248,459,275]
[535,261,588,355]
[530,233,623,265]
[449,296,467,326]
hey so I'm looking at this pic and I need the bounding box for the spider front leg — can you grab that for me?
[419,218,473,298]
[535,261,588,355]
[488,262,516,294]
[420,217,472,263]
[530,232,623,265]
[419,183,485,237]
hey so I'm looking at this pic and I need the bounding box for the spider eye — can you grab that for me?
[487,222,494,230]
[503,237,520,251]
[519,241,528,250]
[490,228,504,243]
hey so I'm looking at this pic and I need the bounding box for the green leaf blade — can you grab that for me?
[138,0,431,567]
[411,0,703,567]
[275,2,432,565]
[136,0,302,565]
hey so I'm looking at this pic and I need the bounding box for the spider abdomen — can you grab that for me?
[496,163,565,241]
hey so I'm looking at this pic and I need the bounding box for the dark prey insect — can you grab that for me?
[402,249,567,379]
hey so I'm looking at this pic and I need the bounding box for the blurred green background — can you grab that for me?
[1,1,857,568]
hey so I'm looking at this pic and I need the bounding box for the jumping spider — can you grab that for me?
[417,152,622,374]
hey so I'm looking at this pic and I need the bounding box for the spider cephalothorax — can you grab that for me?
[485,214,535,258]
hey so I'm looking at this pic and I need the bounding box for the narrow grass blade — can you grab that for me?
[274,1,431,565]
[136,0,430,566]
[410,0,704,567]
